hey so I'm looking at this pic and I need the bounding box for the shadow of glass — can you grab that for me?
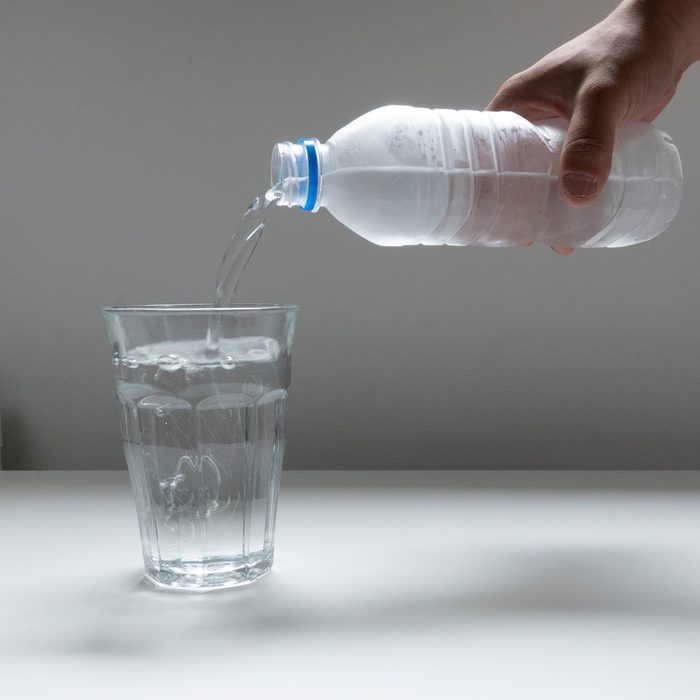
[22,543,700,659]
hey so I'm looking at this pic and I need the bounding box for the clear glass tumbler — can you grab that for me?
[103,304,298,591]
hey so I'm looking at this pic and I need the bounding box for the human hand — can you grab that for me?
[487,0,700,254]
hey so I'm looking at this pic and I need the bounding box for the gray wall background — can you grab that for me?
[1,0,698,470]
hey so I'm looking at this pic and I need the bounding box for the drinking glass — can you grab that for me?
[103,304,298,591]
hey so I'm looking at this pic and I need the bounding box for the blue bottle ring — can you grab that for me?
[298,138,319,211]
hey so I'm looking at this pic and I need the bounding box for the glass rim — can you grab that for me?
[103,303,299,314]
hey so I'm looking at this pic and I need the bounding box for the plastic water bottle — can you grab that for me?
[270,105,682,248]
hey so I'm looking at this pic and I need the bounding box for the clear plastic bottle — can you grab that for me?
[271,105,683,248]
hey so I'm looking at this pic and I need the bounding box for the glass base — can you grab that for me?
[144,552,273,591]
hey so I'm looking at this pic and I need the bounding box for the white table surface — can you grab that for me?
[2,469,700,699]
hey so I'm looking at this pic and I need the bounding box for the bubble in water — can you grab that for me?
[220,356,237,369]
[157,354,186,371]
[160,470,194,511]
[123,356,139,368]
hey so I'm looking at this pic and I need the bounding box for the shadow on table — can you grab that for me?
[24,543,700,658]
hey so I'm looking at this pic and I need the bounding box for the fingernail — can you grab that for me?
[563,173,597,199]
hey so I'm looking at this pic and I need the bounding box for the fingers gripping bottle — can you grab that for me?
[271,105,682,248]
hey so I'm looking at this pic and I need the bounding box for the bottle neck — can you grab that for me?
[270,138,324,211]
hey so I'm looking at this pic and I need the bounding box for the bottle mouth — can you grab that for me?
[270,139,320,211]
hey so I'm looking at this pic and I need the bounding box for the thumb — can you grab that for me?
[559,88,625,206]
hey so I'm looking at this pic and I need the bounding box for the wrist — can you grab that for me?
[623,0,700,69]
